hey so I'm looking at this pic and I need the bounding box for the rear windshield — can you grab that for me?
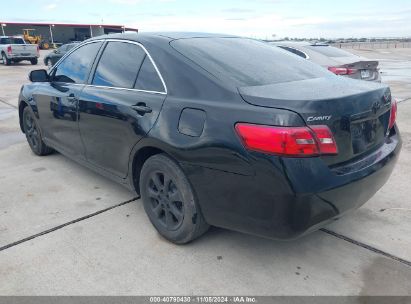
[0,37,25,45]
[277,46,308,59]
[171,38,330,87]
[306,45,356,57]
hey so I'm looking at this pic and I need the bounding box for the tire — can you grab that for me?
[22,106,53,156]
[46,59,52,69]
[30,58,38,65]
[1,53,11,66]
[140,154,209,244]
[41,42,50,50]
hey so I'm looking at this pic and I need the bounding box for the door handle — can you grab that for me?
[131,104,152,114]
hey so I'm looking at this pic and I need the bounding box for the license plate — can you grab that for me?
[361,69,370,78]
[21,53,30,56]
[351,119,377,154]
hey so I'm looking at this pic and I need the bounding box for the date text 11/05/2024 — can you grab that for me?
[149,296,257,303]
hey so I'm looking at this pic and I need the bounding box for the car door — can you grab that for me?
[34,41,103,159]
[78,40,167,178]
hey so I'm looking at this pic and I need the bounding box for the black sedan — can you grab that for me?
[271,41,381,82]
[43,42,79,68]
[19,33,401,244]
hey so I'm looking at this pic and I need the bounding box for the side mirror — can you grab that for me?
[29,69,49,82]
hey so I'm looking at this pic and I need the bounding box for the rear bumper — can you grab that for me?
[346,70,381,82]
[184,127,401,240]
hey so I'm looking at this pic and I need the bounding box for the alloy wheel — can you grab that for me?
[24,111,40,151]
[147,171,185,231]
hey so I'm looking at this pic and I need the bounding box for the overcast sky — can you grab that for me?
[2,0,411,38]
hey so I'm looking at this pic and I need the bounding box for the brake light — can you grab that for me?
[235,123,338,157]
[36,45,40,56]
[328,66,356,75]
[310,125,338,155]
[7,46,12,54]
[388,98,397,130]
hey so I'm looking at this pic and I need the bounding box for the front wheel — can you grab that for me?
[46,59,52,69]
[22,106,53,156]
[140,154,209,244]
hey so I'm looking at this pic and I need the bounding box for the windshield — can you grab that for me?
[171,37,330,87]
[0,37,25,45]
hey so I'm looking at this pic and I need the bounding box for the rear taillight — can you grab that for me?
[36,45,40,56]
[235,123,338,157]
[310,125,338,155]
[7,46,12,54]
[388,98,397,130]
[328,66,356,75]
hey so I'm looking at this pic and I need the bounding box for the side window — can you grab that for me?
[92,41,146,88]
[53,42,102,84]
[134,56,165,92]
[278,46,308,59]
[13,38,25,45]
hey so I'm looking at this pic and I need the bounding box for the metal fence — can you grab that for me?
[333,42,411,49]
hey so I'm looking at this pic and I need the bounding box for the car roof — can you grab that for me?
[271,41,361,66]
[0,36,24,38]
[271,41,330,47]
[270,40,312,46]
[89,32,239,43]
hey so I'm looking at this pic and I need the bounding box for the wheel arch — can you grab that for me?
[130,144,179,195]
[18,100,29,133]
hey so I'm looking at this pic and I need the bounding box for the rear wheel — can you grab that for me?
[140,154,209,244]
[22,106,53,156]
[1,53,11,66]
[30,58,38,65]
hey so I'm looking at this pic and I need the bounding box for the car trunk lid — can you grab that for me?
[334,59,379,81]
[238,77,392,165]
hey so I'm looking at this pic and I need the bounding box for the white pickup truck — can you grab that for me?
[0,36,39,65]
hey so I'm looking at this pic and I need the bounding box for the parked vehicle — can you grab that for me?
[19,33,401,244]
[43,42,79,68]
[22,29,49,50]
[0,36,39,65]
[271,41,381,82]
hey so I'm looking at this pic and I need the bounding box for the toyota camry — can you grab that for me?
[19,32,401,244]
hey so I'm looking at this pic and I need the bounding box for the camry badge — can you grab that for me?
[372,101,381,114]
[307,115,332,122]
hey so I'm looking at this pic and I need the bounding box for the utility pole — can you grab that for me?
[1,24,6,36]
[49,24,55,45]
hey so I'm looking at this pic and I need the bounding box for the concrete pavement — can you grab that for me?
[0,49,410,296]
